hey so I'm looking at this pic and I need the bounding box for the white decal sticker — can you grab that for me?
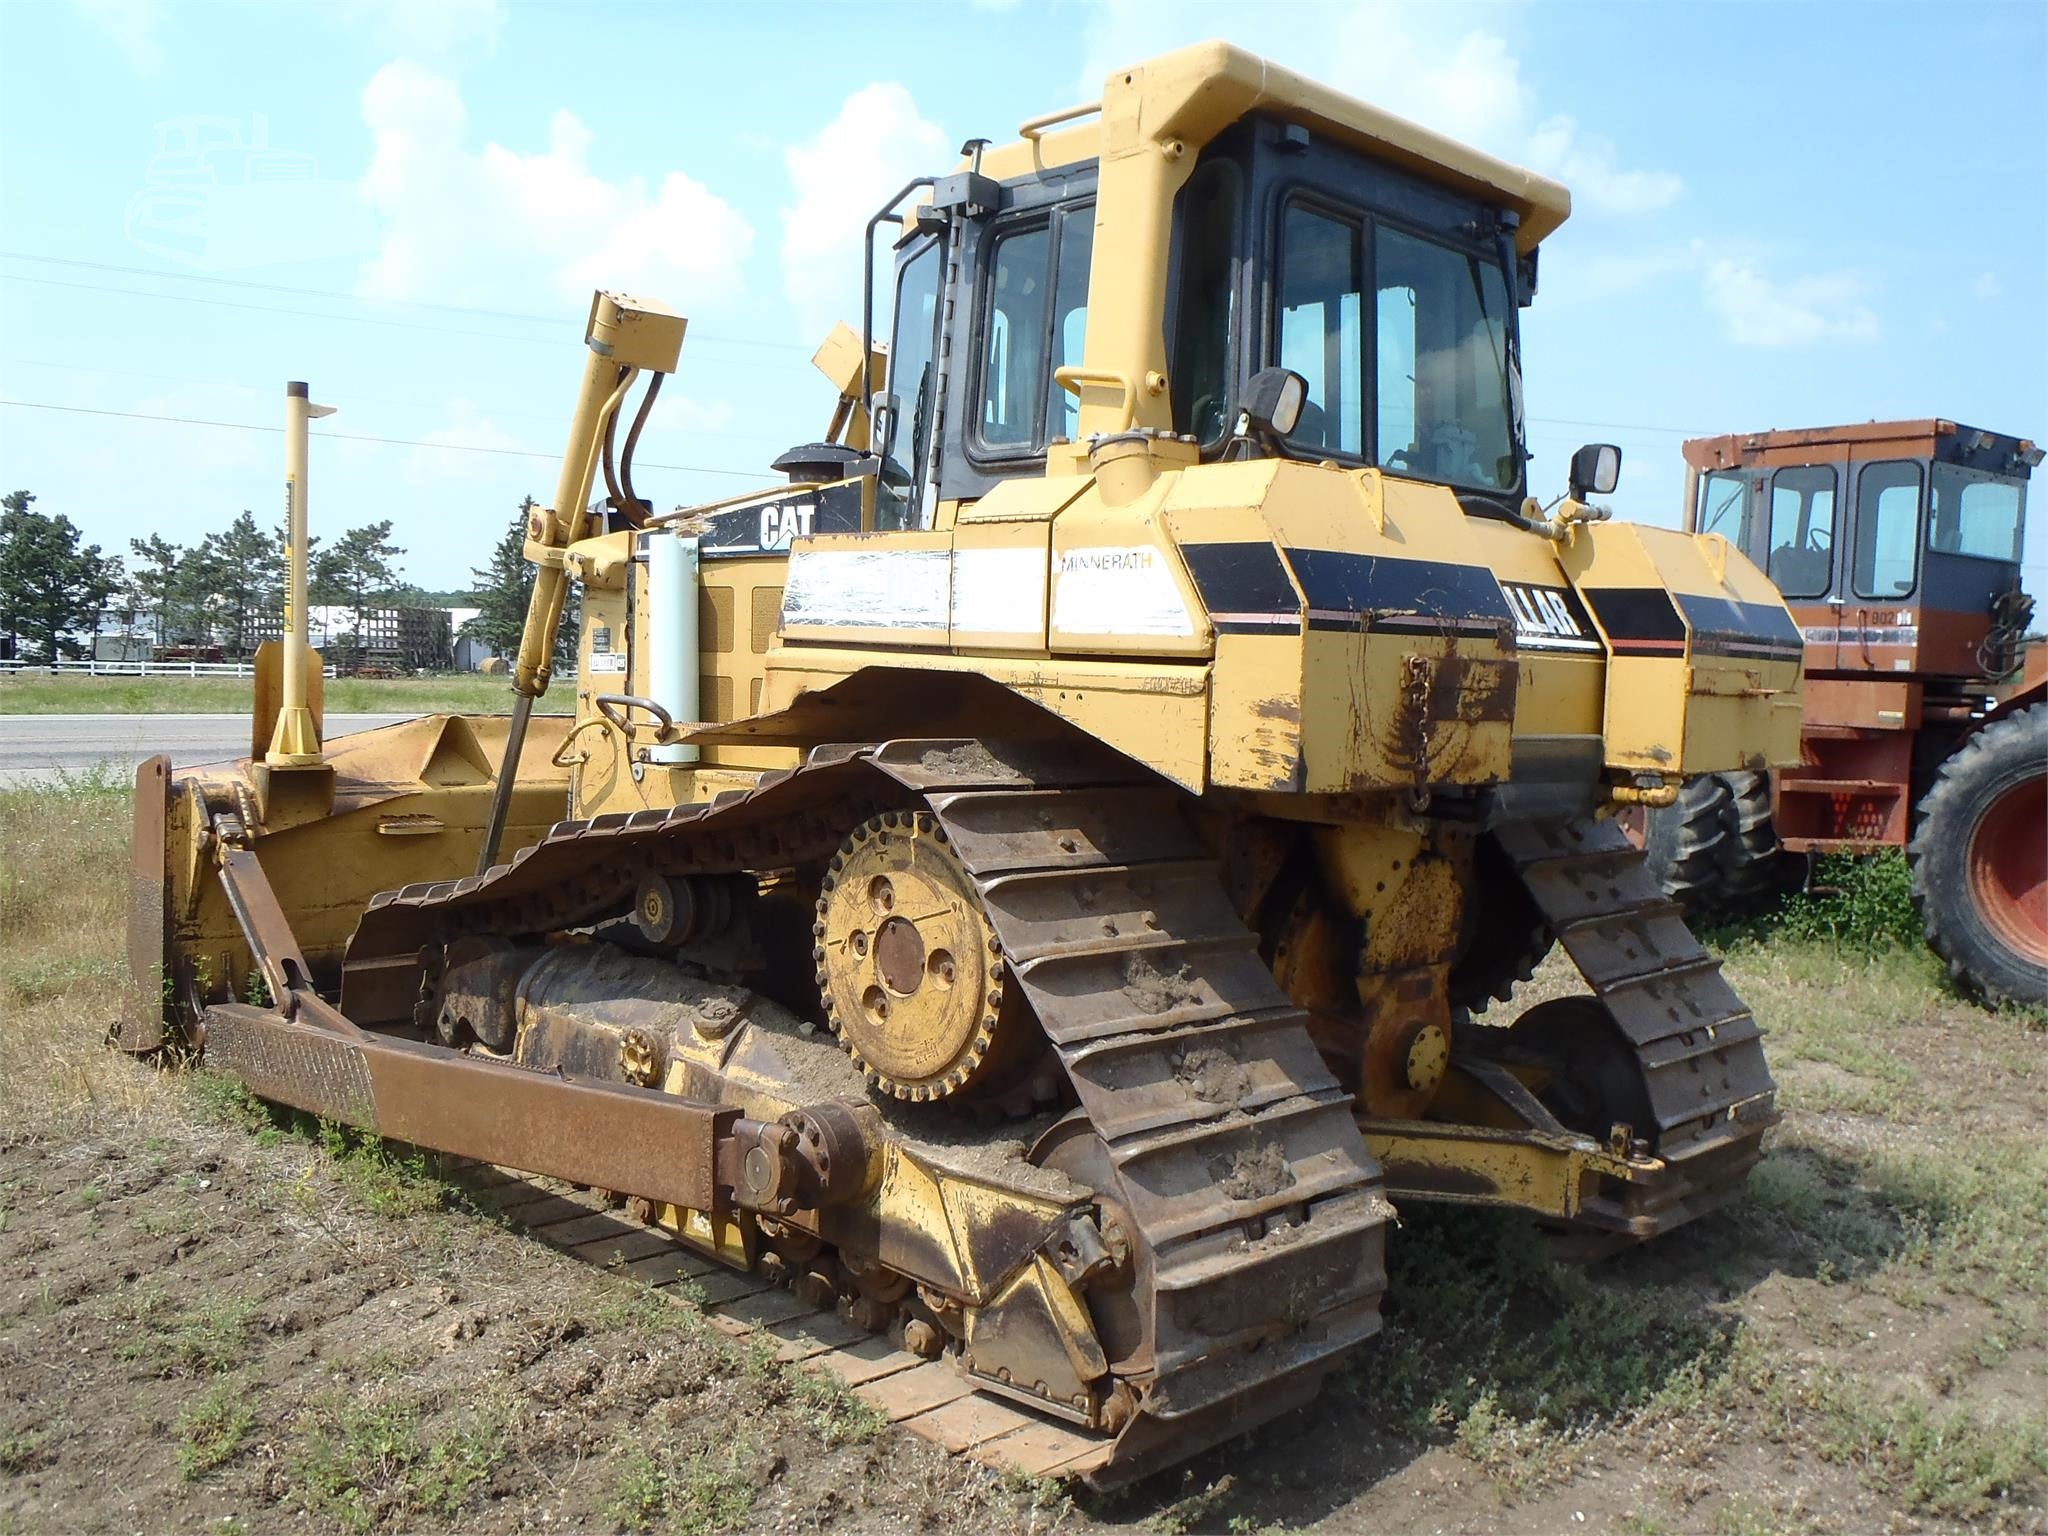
[587,651,628,674]
[950,546,1046,636]
[781,548,949,630]
[1051,546,1195,638]
[756,500,816,552]
[1496,579,1602,653]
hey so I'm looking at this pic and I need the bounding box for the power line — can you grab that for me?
[0,250,813,353]
[0,354,807,447]
[0,398,777,480]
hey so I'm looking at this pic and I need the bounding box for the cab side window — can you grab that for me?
[1276,202,1364,456]
[1697,470,1751,545]
[1929,462,2025,562]
[1853,460,1922,599]
[1169,161,1241,447]
[973,202,1094,458]
[1766,465,1836,598]
[877,237,942,529]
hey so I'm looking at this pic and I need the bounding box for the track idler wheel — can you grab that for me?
[815,810,1041,1102]
[1488,995,1656,1150]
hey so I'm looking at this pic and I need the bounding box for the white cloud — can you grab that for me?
[1702,258,1878,348]
[342,0,503,55]
[1524,115,1683,216]
[1071,1,1676,219]
[355,60,754,311]
[400,398,527,486]
[72,0,163,74]
[1329,10,1534,153]
[1973,271,2002,300]
[779,83,950,342]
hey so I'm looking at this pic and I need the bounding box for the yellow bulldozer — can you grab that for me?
[121,43,1805,1485]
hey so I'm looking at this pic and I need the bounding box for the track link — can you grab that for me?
[1490,815,1780,1235]
[341,739,1391,1483]
[446,1159,1120,1479]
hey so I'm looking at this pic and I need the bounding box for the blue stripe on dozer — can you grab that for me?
[1178,542,1514,636]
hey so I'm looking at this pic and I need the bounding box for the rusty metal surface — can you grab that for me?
[215,844,323,1017]
[119,755,171,1052]
[335,738,1392,1472]
[202,1002,735,1211]
[1681,419,1953,471]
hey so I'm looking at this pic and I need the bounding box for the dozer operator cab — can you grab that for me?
[863,107,1561,527]
[1683,420,2040,681]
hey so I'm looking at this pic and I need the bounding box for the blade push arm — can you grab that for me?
[479,291,687,873]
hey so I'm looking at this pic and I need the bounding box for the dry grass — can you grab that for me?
[0,767,159,1130]
[0,672,518,716]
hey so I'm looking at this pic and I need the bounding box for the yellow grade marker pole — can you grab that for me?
[267,381,335,766]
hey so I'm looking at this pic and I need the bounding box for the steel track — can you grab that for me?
[341,739,1391,1484]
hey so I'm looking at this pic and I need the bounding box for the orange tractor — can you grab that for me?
[1634,419,2043,1007]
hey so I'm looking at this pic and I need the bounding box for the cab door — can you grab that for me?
[1758,463,1841,668]
[1842,459,1923,673]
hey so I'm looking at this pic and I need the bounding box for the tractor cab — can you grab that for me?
[856,65,1571,532]
[1683,420,2039,682]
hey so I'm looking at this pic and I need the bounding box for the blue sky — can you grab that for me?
[2,0,2043,594]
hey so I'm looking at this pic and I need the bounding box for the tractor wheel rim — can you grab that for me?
[1968,773,2048,966]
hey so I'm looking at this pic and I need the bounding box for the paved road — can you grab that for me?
[0,713,409,788]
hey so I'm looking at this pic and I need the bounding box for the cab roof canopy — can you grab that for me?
[978,40,1572,251]
[1683,420,2042,474]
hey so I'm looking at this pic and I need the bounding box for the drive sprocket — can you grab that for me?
[815,810,1031,1101]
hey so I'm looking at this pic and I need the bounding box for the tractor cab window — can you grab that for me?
[973,202,1094,458]
[1853,460,1923,598]
[1929,462,2026,562]
[1766,465,1836,597]
[1267,200,1519,492]
[1277,204,1364,455]
[1170,161,1241,446]
[1373,226,1516,492]
[1697,470,1750,545]
[876,236,942,529]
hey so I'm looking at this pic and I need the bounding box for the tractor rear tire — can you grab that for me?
[1909,704,2047,1009]
[1639,774,1735,915]
[1714,770,1794,910]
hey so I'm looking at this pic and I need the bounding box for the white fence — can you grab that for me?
[0,659,338,679]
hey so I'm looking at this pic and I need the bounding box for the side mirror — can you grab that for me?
[1235,368,1308,439]
[1569,443,1621,499]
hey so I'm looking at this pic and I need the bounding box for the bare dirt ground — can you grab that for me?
[2,774,2043,1535]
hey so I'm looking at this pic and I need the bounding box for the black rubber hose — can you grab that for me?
[599,363,630,514]
[618,371,662,527]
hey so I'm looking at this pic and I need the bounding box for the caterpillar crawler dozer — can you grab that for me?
[123,43,1806,1486]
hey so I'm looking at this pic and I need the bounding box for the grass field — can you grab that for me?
[1,772,2042,1534]
[0,672,518,716]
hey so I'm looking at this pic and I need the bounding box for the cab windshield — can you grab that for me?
[1275,206,1520,493]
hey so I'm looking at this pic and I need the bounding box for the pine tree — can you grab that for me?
[313,520,405,647]
[461,497,577,666]
[126,534,182,646]
[0,493,122,663]
[197,510,285,656]
[463,498,534,657]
